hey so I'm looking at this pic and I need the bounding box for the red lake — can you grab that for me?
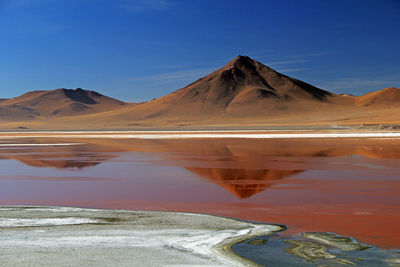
[1,136,399,248]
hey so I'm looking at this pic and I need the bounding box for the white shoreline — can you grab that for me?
[0,206,282,266]
[0,143,83,146]
[1,132,400,139]
[0,217,99,227]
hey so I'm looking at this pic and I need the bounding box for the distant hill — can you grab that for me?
[356,87,400,107]
[0,88,125,120]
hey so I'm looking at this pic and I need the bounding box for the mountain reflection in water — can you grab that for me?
[1,137,400,248]
[186,168,303,199]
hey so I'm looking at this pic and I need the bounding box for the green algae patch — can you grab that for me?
[285,240,336,260]
[233,230,399,266]
[247,238,267,246]
[303,232,370,251]
[386,258,400,265]
[284,239,359,265]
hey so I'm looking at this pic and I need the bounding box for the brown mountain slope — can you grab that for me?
[114,55,348,120]
[0,88,125,121]
[356,87,400,107]
[152,55,333,113]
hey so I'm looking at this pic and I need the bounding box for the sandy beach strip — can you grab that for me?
[0,206,282,266]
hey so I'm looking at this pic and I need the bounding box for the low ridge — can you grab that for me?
[356,87,400,107]
[0,88,125,120]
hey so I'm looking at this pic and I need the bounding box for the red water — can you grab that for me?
[0,137,399,248]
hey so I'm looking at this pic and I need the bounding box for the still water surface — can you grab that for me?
[1,136,400,251]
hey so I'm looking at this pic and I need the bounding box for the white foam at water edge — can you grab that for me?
[104,132,400,139]
[20,207,88,212]
[0,143,83,146]
[8,132,400,139]
[2,132,400,139]
[166,223,281,265]
[0,218,99,227]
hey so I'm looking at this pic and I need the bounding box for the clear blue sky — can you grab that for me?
[1,0,399,102]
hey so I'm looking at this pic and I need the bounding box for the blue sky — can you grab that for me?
[1,0,399,102]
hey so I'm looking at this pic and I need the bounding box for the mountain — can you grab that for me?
[0,56,399,129]
[112,55,346,121]
[150,55,333,113]
[0,88,125,121]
